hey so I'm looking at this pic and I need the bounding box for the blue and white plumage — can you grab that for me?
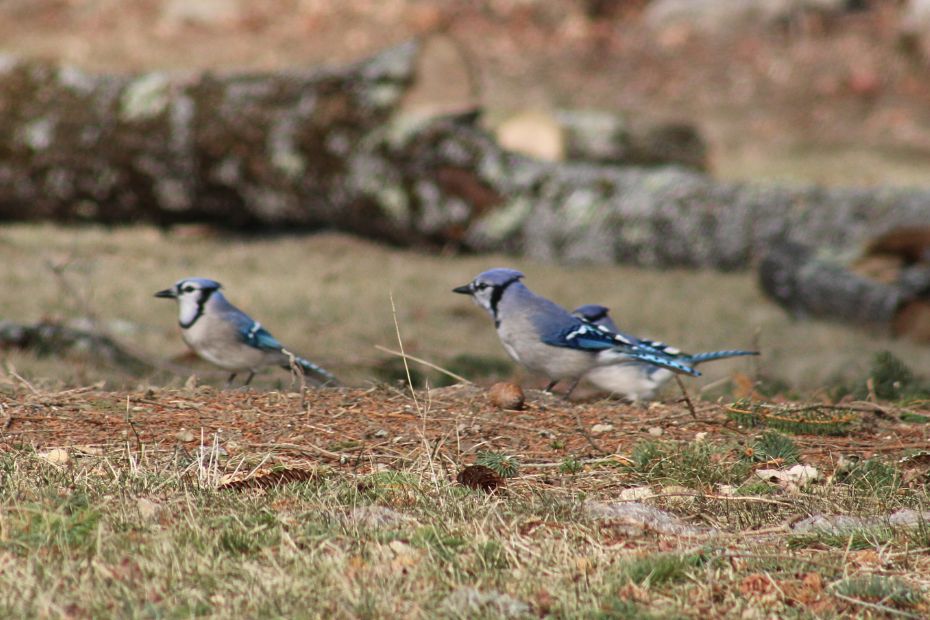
[155,278,338,387]
[571,303,758,402]
[452,269,700,389]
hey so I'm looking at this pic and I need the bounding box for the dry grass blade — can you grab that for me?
[374,345,473,385]
[219,467,319,492]
[456,464,504,493]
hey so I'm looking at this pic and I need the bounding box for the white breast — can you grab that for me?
[181,316,267,371]
[583,364,673,402]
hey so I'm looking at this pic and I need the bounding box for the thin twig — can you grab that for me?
[573,409,607,454]
[721,552,841,572]
[828,585,923,619]
[388,292,421,414]
[374,345,473,385]
[282,348,308,410]
[6,366,39,396]
[605,491,797,508]
[521,456,631,469]
[124,395,143,454]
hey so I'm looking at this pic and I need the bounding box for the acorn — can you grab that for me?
[488,382,525,410]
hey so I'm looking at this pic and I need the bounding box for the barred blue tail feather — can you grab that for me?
[629,349,701,377]
[282,356,340,387]
[686,350,759,366]
[599,346,702,377]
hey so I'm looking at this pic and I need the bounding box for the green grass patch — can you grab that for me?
[629,440,751,489]
[858,351,930,402]
[787,527,894,550]
[475,451,519,478]
[618,552,709,587]
[834,458,901,498]
[833,575,925,609]
[734,481,777,496]
[746,430,799,464]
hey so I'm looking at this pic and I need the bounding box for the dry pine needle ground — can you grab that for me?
[0,383,928,617]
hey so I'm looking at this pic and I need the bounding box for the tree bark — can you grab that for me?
[0,42,418,226]
[757,239,930,339]
[366,119,930,269]
[1,42,929,274]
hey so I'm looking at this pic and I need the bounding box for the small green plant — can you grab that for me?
[619,552,708,587]
[726,399,854,435]
[747,431,799,464]
[628,440,750,489]
[899,411,930,423]
[857,351,930,401]
[833,575,925,609]
[630,441,665,473]
[834,458,901,497]
[787,527,894,551]
[411,525,468,562]
[476,451,519,478]
[559,457,584,475]
[593,598,665,620]
[476,540,509,570]
[735,481,776,496]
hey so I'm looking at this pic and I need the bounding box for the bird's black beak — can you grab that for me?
[452,284,473,295]
[154,288,176,299]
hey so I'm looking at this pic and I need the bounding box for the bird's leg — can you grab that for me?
[673,375,697,419]
[225,373,237,389]
[243,371,255,386]
[563,379,581,400]
[544,380,559,393]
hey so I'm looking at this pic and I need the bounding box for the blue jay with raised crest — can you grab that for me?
[155,278,338,387]
[571,303,757,402]
[452,269,700,391]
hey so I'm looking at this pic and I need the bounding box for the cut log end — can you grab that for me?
[893,300,930,343]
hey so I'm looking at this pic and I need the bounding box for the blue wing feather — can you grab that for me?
[228,312,284,353]
[243,324,283,352]
[540,319,700,376]
[540,321,635,351]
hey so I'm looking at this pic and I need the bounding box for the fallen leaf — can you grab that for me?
[39,448,69,465]
[756,464,819,488]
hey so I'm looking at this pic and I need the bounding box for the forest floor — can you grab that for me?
[0,383,929,618]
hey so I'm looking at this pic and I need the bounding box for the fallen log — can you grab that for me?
[758,234,930,341]
[1,42,929,274]
[0,320,151,373]
[0,42,418,226]
[367,118,930,269]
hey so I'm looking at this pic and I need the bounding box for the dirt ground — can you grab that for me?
[3,384,926,477]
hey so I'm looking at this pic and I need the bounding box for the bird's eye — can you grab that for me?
[182,286,195,293]
[475,283,488,290]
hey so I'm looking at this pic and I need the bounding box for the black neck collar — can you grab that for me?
[179,288,216,329]
[491,277,520,328]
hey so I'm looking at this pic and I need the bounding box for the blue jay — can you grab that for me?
[155,278,338,387]
[452,269,700,391]
[571,303,757,402]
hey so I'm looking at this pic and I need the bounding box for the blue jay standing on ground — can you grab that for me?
[452,269,700,390]
[155,278,338,387]
[571,303,757,402]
